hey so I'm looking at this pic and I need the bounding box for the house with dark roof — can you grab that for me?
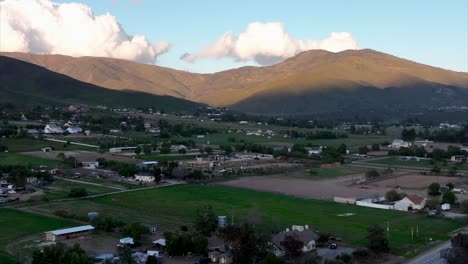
[271,225,319,257]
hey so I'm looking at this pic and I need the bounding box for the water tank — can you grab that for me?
[88,212,99,219]
[218,216,227,227]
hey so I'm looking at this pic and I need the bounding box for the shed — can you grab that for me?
[45,225,95,242]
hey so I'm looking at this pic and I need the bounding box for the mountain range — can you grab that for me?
[1,49,467,117]
[0,56,202,112]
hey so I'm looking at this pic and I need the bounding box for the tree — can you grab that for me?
[280,234,304,258]
[385,190,401,202]
[431,165,441,173]
[440,233,468,264]
[204,147,213,155]
[442,191,457,205]
[220,222,270,264]
[121,223,149,242]
[371,144,380,151]
[91,216,123,232]
[68,187,88,198]
[426,197,441,209]
[188,169,206,182]
[401,128,416,141]
[134,146,142,155]
[194,205,217,236]
[358,146,369,155]
[146,255,159,264]
[192,234,208,256]
[449,166,458,176]
[460,199,468,213]
[32,243,89,264]
[118,245,136,264]
[178,148,187,154]
[337,144,347,155]
[260,252,284,264]
[428,182,441,196]
[366,225,389,254]
[143,145,152,155]
[365,169,380,179]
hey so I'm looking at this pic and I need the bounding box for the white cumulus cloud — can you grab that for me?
[181,22,360,65]
[0,0,170,64]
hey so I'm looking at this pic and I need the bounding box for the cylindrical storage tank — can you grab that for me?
[218,215,227,228]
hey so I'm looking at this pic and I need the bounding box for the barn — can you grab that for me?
[45,225,95,241]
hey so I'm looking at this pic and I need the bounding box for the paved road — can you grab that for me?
[406,241,450,264]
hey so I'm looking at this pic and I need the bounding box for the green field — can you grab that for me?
[367,156,468,171]
[39,179,117,201]
[0,152,59,167]
[28,185,464,257]
[0,209,76,263]
[0,138,92,153]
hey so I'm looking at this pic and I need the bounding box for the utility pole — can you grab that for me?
[384,222,390,241]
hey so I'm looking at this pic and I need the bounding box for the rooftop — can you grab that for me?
[47,225,94,236]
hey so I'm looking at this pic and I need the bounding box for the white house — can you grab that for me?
[134,173,155,182]
[271,225,318,257]
[451,155,466,163]
[306,147,322,155]
[81,161,99,169]
[44,124,64,134]
[394,195,426,211]
[66,126,83,134]
[390,139,411,149]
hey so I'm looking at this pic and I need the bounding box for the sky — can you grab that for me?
[1,0,467,73]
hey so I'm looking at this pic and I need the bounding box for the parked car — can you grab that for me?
[329,243,337,249]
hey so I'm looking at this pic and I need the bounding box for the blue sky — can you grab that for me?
[52,0,468,73]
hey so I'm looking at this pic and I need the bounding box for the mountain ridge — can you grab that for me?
[1,49,467,116]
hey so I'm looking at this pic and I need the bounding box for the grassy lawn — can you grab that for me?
[0,152,59,167]
[138,153,199,162]
[190,133,389,148]
[39,179,117,201]
[0,138,92,153]
[366,156,468,171]
[0,208,77,262]
[29,185,464,258]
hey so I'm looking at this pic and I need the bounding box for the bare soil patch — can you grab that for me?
[22,150,141,164]
[368,174,463,190]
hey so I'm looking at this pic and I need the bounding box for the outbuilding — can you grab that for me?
[45,225,95,242]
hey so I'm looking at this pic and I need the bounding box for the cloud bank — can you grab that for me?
[0,0,169,63]
[181,22,359,65]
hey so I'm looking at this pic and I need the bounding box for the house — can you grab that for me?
[41,147,52,152]
[109,129,121,133]
[138,161,158,169]
[81,161,99,169]
[44,124,64,134]
[394,195,426,211]
[209,251,233,264]
[118,237,134,247]
[271,225,318,257]
[306,146,322,155]
[109,146,137,153]
[45,225,95,242]
[66,126,83,134]
[390,139,411,149]
[26,129,39,135]
[134,172,155,182]
[170,144,187,151]
[152,238,166,248]
[451,155,467,163]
